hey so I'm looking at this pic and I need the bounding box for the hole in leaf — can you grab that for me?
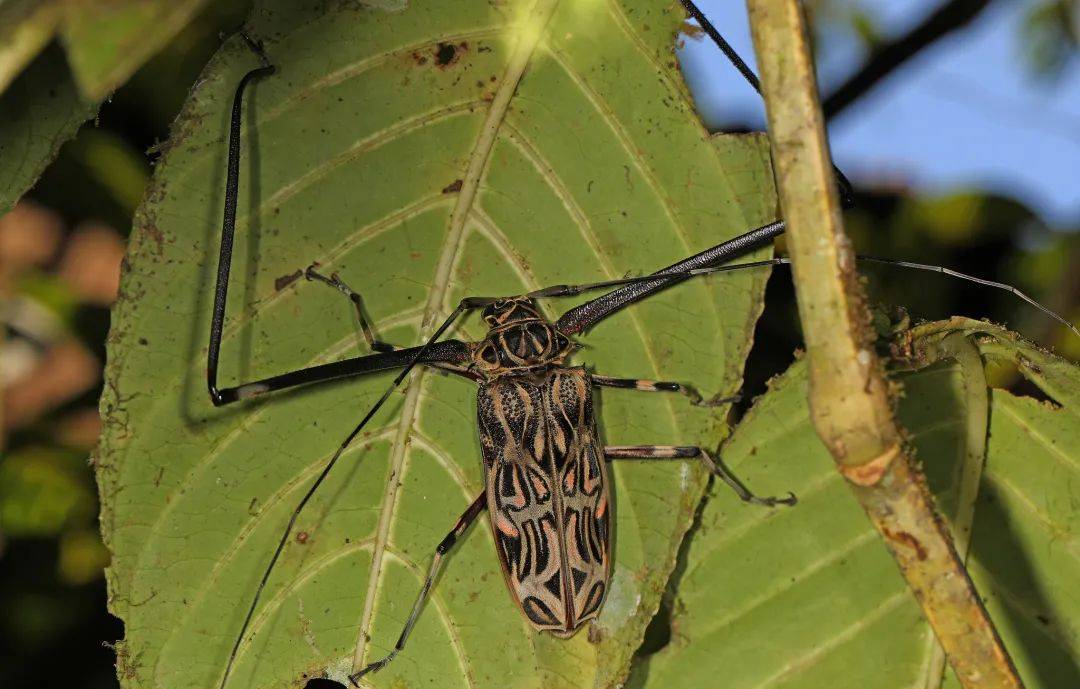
[632,468,717,662]
[1005,375,1061,409]
[434,42,460,67]
[636,595,673,656]
[304,679,345,689]
[985,356,1063,409]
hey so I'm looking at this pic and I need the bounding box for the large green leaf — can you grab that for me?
[630,319,1079,689]
[97,1,778,687]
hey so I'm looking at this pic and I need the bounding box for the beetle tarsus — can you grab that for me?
[349,652,397,685]
[746,491,798,508]
[305,263,397,353]
[693,392,742,407]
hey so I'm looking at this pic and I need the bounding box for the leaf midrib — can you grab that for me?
[351,0,563,671]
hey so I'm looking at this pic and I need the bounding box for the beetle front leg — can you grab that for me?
[604,445,796,507]
[305,265,484,382]
[305,265,395,353]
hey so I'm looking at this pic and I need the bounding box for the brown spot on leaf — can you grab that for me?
[275,269,303,291]
[442,179,463,194]
[143,223,165,256]
[434,42,465,67]
[1016,354,1042,374]
[111,641,141,681]
[296,531,309,544]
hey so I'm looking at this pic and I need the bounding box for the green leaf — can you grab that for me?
[0,44,95,215]
[630,320,1079,689]
[60,0,211,101]
[0,0,63,95]
[0,0,212,100]
[0,0,214,214]
[97,1,778,687]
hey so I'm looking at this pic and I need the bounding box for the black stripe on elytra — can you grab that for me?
[583,444,602,496]
[595,507,609,556]
[499,463,530,512]
[543,570,562,599]
[523,596,559,627]
[497,528,522,579]
[580,581,605,619]
[564,507,588,565]
[535,514,555,574]
[571,567,587,594]
[527,465,552,504]
[521,519,537,580]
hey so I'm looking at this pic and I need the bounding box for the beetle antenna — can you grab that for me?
[678,0,855,208]
[678,256,1079,341]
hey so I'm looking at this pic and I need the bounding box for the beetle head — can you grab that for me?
[474,298,572,375]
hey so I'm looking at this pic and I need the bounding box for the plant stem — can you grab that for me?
[744,1,1023,686]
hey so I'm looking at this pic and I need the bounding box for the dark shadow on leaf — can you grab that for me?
[971,478,1079,686]
[624,468,715,688]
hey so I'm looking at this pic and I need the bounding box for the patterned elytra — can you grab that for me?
[472,297,610,634]
[478,367,610,635]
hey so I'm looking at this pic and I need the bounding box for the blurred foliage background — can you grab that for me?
[0,1,1076,687]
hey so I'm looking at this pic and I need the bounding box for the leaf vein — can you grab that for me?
[353,2,563,671]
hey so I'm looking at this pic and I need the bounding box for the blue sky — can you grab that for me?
[677,0,1080,229]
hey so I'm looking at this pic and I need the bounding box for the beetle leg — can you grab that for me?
[303,269,482,382]
[350,491,488,684]
[604,445,796,507]
[307,266,480,381]
[591,375,739,407]
[305,265,396,353]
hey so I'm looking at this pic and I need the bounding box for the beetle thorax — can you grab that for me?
[473,298,572,375]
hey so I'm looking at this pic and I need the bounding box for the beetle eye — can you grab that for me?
[481,346,498,365]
